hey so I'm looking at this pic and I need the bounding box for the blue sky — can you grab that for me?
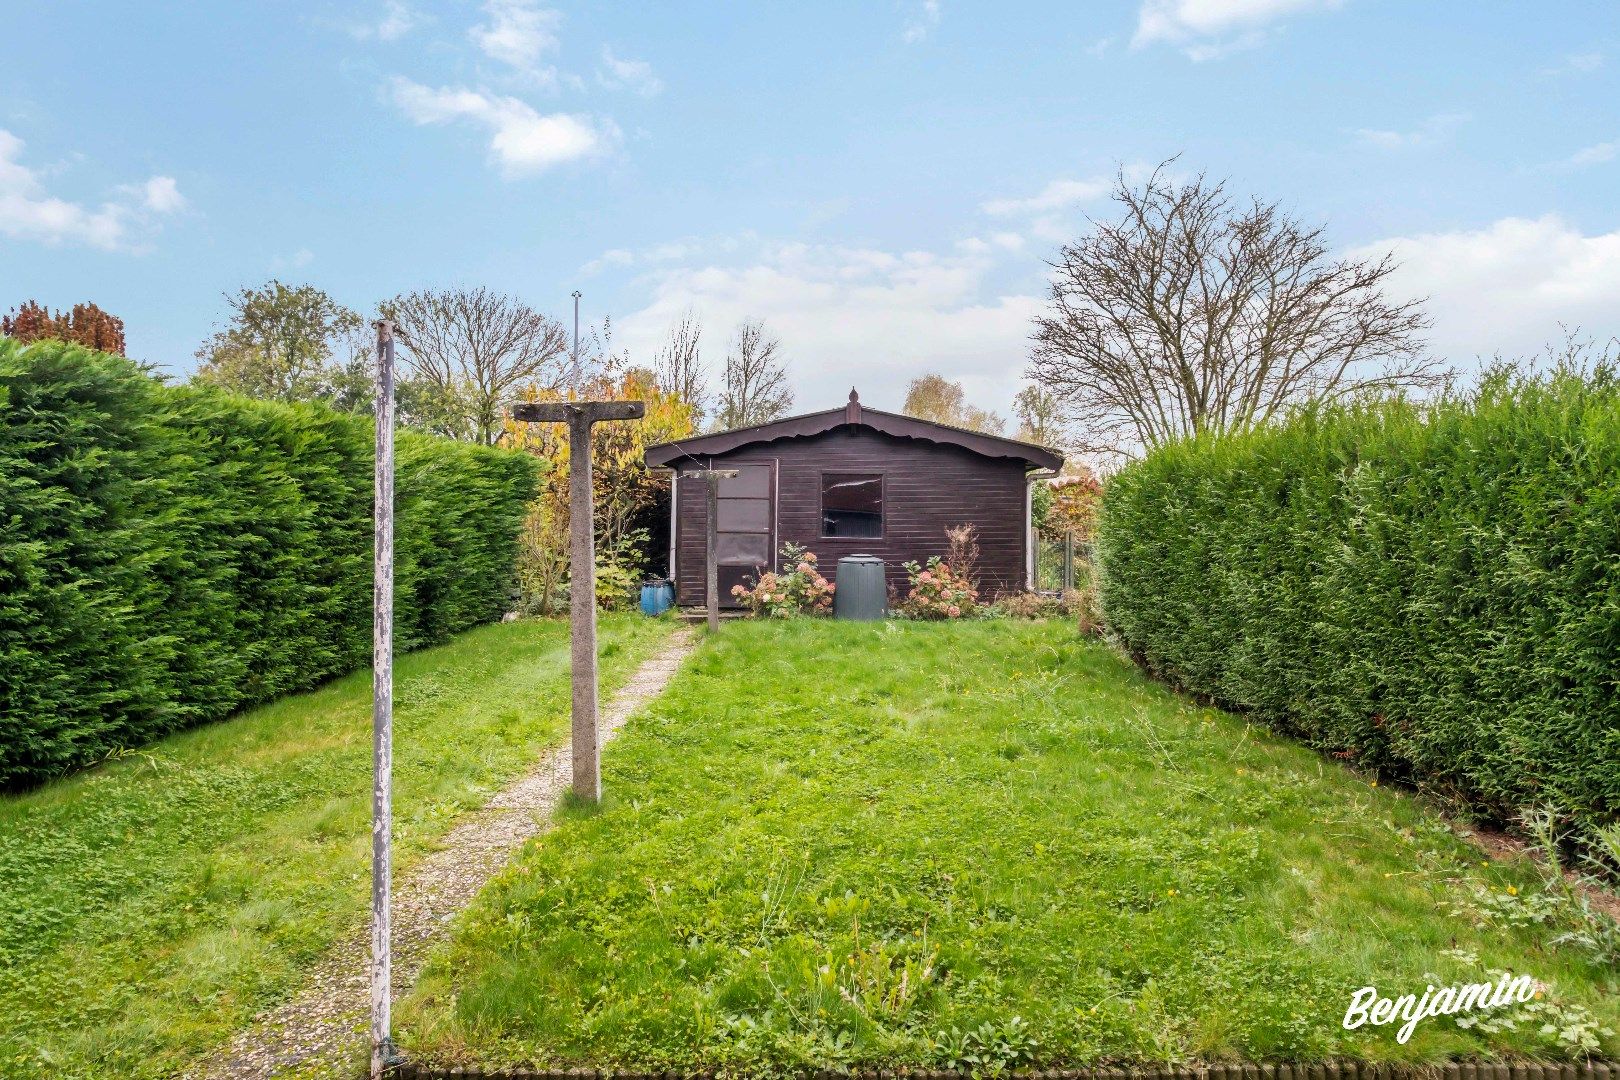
[4,1,1618,416]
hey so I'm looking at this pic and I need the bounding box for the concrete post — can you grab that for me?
[512,399,644,803]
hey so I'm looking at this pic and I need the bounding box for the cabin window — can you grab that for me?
[821,473,883,538]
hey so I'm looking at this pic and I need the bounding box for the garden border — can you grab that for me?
[391,1062,1619,1080]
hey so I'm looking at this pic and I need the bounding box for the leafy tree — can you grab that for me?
[715,319,792,430]
[381,286,571,445]
[193,281,370,409]
[3,300,127,355]
[902,372,1006,433]
[1013,384,1063,446]
[1029,164,1439,461]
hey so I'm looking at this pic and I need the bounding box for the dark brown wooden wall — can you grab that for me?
[671,426,1030,606]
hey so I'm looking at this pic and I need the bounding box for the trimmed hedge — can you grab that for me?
[1097,365,1620,830]
[0,338,542,786]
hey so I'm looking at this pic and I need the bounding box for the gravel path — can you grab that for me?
[190,625,699,1080]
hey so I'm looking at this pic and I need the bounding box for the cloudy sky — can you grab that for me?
[4,1,1618,416]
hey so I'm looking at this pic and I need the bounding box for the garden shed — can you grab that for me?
[644,390,1064,608]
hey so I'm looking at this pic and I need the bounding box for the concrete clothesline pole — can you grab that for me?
[512,399,645,803]
[680,468,740,632]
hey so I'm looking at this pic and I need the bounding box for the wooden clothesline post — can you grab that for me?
[370,319,397,1080]
[681,468,739,632]
[513,399,644,803]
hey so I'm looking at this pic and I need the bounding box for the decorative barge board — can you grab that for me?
[645,389,1063,609]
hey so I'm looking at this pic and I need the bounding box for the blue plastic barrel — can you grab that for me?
[640,580,674,616]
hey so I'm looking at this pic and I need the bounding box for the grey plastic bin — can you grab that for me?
[833,554,887,621]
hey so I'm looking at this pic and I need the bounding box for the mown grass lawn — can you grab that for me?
[400,619,1619,1074]
[0,613,673,1080]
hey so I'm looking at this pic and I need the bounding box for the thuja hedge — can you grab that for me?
[1097,365,1620,830]
[0,338,541,786]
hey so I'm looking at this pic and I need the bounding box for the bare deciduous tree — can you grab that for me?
[1028,164,1440,460]
[715,319,792,429]
[381,286,571,445]
[653,307,707,421]
[902,372,1006,433]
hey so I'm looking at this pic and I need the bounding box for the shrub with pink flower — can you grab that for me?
[897,555,978,619]
[730,542,834,618]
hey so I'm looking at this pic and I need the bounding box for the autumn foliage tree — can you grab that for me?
[902,372,1006,434]
[3,301,127,355]
[1045,471,1104,542]
[504,366,698,612]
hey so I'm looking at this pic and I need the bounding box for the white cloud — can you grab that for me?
[271,247,315,273]
[471,0,561,75]
[980,169,1143,245]
[1133,0,1343,59]
[982,176,1112,216]
[956,232,1026,255]
[902,0,941,43]
[597,47,662,97]
[134,175,186,213]
[1353,215,1620,364]
[614,237,1040,414]
[580,232,757,276]
[348,1,416,41]
[0,130,182,251]
[1543,50,1603,76]
[388,78,613,176]
[1353,111,1467,150]
[1562,139,1618,168]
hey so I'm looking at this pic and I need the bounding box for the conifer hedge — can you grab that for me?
[1097,365,1620,829]
[0,339,541,786]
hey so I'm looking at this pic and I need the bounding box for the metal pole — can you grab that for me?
[568,410,601,803]
[370,319,396,1079]
[1063,531,1074,592]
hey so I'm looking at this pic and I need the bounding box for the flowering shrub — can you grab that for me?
[730,542,834,617]
[897,556,978,619]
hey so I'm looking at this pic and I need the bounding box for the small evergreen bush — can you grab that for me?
[0,338,540,785]
[1097,361,1620,830]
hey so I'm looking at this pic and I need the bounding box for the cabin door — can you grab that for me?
[710,462,776,608]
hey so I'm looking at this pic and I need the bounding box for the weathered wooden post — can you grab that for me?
[370,319,397,1079]
[512,399,644,803]
[1062,531,1074,592]
[681,468,739,631]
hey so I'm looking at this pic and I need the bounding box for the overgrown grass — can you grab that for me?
[0,613,673,1080]
[400,620,1620,1074]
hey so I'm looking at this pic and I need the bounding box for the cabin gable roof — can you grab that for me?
[644,389,1063,472]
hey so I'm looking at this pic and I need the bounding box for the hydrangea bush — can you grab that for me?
[897,556,979,619]
[731,542,834,617]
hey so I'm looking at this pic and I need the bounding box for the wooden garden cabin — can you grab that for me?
[644,390,1064,608]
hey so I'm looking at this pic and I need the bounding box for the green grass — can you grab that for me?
[0,613,674,1080]
[399,619,1620,1074]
